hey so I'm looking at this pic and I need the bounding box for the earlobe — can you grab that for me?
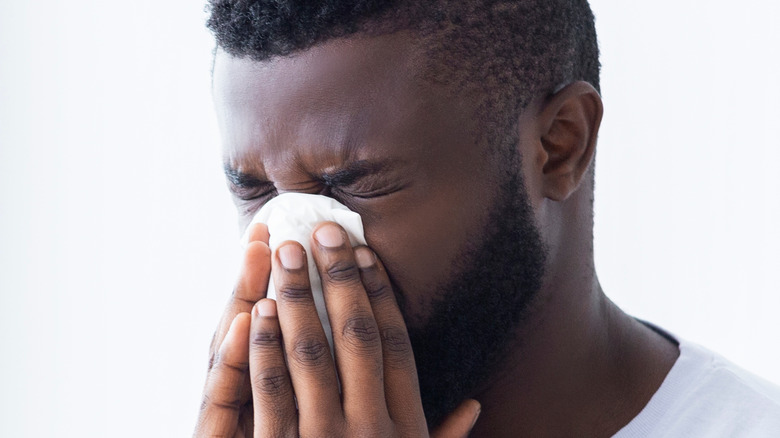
[538,81,603,201]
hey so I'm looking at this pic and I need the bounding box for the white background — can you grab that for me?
[1,1,778,436]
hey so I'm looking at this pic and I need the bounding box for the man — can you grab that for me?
[194,1,780,436]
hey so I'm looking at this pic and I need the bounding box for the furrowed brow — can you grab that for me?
[320,160,393,187]
[224,164,265,187]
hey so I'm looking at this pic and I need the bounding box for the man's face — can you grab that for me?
[214,32,508,326]
[213,31,546,425]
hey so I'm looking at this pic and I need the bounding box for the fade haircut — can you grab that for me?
[207,0,600,157]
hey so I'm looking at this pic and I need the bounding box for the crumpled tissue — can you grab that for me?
[240,192,367,351]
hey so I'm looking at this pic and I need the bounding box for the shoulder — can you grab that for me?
[676,341,780,425]
[615,329,780,437]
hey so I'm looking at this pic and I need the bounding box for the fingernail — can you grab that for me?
[355,247,376,268]
[254,299,277,317]
[219,313,244,354]
[278,244,304,270]
[315,223,344,248]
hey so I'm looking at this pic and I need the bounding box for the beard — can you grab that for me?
[401,169,547,428]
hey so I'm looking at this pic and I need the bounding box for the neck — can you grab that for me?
[469,199,679,437]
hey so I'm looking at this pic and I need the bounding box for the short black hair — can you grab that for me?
[209,2,597,96]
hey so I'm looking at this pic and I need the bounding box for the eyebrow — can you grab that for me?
[223,164,266,188]
[320,160,392,187]
[223,159,398,188]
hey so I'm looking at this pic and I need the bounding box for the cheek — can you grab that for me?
[362,183,497,326]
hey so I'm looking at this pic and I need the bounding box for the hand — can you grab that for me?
[195,223,272,437]
[194,222,481,437]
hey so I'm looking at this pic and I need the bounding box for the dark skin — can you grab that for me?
[195,31,679,436]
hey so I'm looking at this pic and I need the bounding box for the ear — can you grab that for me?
[537,81,603,201]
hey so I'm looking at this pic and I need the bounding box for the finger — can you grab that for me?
[430,399,481,438]
[247,222,270,244]
[209,237,271,370]
[311,223,389,425]
[273,241,343,433]
[195,312,251,437]
[250,299,297,437]
[354,246,425,431]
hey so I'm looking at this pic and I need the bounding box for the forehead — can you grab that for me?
[212,32,439,170]
[213,31,425,107]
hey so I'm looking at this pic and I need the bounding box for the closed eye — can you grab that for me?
[243,191,276,203]
[231,187,278,218]
[315,159,409,201]
[334,183,405,199]
[223,164,277,201]
[331,180,408,200]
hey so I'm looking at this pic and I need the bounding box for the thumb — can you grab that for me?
[430,399,481,438]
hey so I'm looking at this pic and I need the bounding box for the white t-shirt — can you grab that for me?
[614,333,780,437]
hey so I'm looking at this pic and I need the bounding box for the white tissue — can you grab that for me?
[240,193,367,352]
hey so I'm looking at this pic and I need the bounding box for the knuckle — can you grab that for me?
[202,393,241,413]
[231,286,254,305]
[381,326,414,368]
[207,352,216,372]
[211,350,225,368]
[251,328,282,349]
[252,366,291,397]
[381,326,411,353]
[291,337,330,367]
[276,282,312,302]
[207,329,222,371]
[324,260,361,285]
[212,351,247,374]
[364,280,393,301]
[342,316,380,350]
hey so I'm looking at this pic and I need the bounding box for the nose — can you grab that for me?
[274,182,331,197]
